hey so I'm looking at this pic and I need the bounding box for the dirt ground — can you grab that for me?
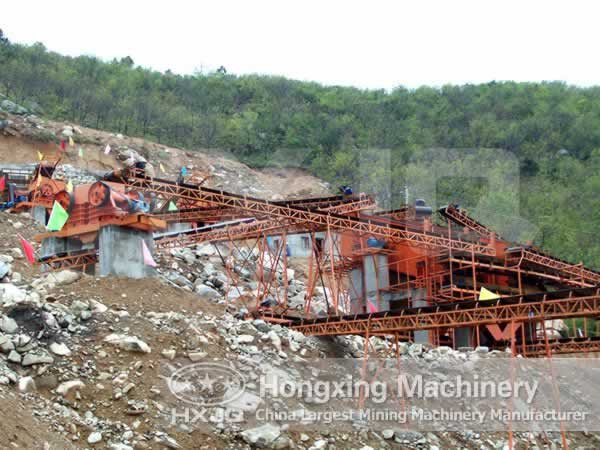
[44,276,236,449]
[0,391,77,449]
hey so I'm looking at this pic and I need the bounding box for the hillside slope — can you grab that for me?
[0,109,331,200]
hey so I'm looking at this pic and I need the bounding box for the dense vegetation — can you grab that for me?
[1,32,599,267]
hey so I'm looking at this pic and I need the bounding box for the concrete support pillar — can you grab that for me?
[99,225,156,278]
[40,237,66,259]
[454,328,472,348]
[349,254,390,314]
[40,237,96,274]
[32,205,47,226]
[349,267,363,314]
[412,289,429,344]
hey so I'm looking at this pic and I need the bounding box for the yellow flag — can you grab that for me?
[37,151,44,161]
[479,286,500,301]
[69,136,74,147]
[66,179,73,193]
[159,163,166,173]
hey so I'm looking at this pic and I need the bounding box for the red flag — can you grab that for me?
[17,234,36,264]
[367,301,378,314]
[0,176,5,192]
[60,140,66,151]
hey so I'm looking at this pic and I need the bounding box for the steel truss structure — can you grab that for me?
[154,194,375,223]
[517,336,600,356]
[38,250,98,272]
[154,195,375,248]
[116,170,496,255]
[29,166,600,365]
[439,204,498,238]
[102,169,600,357]
[285,288,600,336]
[448,256,597,288]
[506,248,600,286]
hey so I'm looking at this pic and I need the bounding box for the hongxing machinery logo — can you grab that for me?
[168,362,246,407]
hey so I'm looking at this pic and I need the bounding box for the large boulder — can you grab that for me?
[0,335,14,353]
[267,331,282,352]
[50,342,71,356]
[104,334,151,353]
[240,423,283,448]
[0,261,10,279]
[0,284,26,305]
[49,270,81,286]
[209,272,228,288]
[171,247,196,265]
[0,316,18,334]
[18,376,36,392]
[193,282,220,299]
[195,244,216,257]
[22,349,54,366]
[0,361,18,384]
[167,272,193,289]
[56,379,85,396]
[202,262,217,277]
[182,252,196,265]
[236,334,255,344]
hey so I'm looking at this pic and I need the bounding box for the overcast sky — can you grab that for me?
[3,0,599,90]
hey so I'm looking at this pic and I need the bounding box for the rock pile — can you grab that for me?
[164,243,336,318]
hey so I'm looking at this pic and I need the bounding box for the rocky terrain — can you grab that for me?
[1,98,599,449]
[0,98,331,199]
[1,211,599,450]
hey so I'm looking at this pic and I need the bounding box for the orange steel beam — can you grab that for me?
[13,199,53,211]
[155,219,320,249]
[440,205,496,237]
[508,248,600,285]
[154,195,376,224]
[118,171,495,255]
[374,206,415,220]
[155,196,376,248]
[515,336,600,356]
[152,193,369,216]
[317,196,376,214]
[449,256,596,288]
[35,213,167,241]
[288,289,600,336]
[278,194,375,210]
[154,207,242,223]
